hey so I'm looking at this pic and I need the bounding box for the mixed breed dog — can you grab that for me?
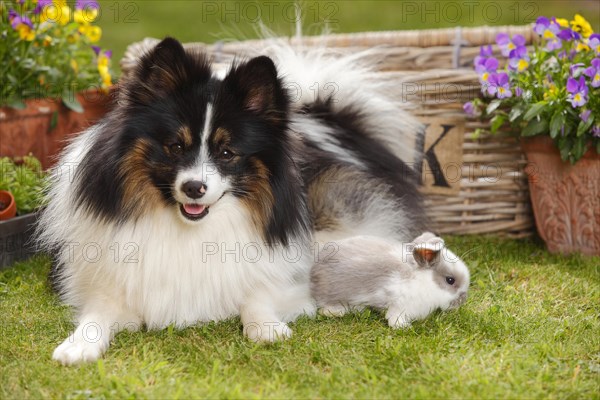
[37,38,471,365]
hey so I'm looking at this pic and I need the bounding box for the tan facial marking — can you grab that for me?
[120,138,163,218]
[240,158,274,232]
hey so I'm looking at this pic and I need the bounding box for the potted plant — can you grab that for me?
[0,155,47,268]
[0,0,115,169]
[464,14,599,256]
[0,190,17,220]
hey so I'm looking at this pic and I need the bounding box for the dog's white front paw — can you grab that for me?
[244,321,292,343]
[52,336,105,365]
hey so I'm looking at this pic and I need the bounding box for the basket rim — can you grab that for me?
[120,24,536,71]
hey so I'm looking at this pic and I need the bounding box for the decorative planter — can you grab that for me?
[0,191,17,220]
[0,212,39,269]
[0,88,115,169]
[522,136,600,256]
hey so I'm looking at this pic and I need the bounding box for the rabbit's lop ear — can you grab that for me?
[412,235,444,267]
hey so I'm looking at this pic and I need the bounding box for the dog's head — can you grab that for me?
[78,38,308,245]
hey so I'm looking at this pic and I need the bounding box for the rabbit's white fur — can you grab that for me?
[310,232,470,328]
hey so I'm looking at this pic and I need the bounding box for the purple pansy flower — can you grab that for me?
[580,109,591,123]
[558,49,577,60]
[566,76,589,107]
[584,58,600,88]
[589,34,600,56]
[475,57,498,85]
[8,9,18,22]
[593,125,600,138]
[33,0,53,14]
[474,45,494,67]
[570,62,585,77]
[487,73,512,99]
[480,45,493,57]
[508,46,530,72]
[8,10,33,30]
[463,101,481,117]
[93,46,112,59]
[546,37,562,51]
[514,86,523,97]
[557,28,581,41]
[534,17,563,50]
[496,33,526,57]
[76,0,100,10]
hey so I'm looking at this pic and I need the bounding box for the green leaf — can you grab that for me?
[549,112,565,139]
[508,105,525,122]
[6,74,18,85]
[490,114,507,133]
[49,111,58,132]
[486,100,502,115]
[563,121,575,137]
[576,115,594,137]
[8,99,26,110]
[62,94,83,113]
[572,136,587,162]
[558,136,572,161]
[521,118,549,137]
[523,101,548,121]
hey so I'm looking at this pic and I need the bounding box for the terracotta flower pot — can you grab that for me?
[0,87,115,169]
[0,190,17,221]
[521,136,600,256]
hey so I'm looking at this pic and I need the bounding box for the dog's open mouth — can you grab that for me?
[180,203,210,221]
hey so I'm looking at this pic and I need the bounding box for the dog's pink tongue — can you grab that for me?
[184,204,206,215]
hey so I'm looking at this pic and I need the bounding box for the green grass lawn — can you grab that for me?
[96,0,600,71]
[1,236,598,398]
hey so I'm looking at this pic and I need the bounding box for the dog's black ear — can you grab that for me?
[124,37,188,104]
[139,37,186,89]
[224,56,287,114]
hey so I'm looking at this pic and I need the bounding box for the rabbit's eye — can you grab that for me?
[446,277,456,285]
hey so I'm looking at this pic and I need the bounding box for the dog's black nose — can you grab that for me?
[182,180,207,199]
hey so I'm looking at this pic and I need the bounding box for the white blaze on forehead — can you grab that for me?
[174,103,231,206]
[201,103,213,151]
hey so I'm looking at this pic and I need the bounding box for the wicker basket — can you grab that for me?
[120,25,535,237]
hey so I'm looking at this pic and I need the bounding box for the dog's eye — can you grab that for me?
[221,149,235,161]
[169,143,184,155]
[446,277,456,285]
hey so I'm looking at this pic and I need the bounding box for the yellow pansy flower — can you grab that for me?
[74,7,98,24]
[570,14,593,38]
[78,24,102,42]
[93,49,113,90]
[70,59,79,74]
[543,84,558,101]
[576,42,590,52]
[517,59,529,72]
[67,33,79,44]
[555,18,569,28]
[17,24,36,41]
[43,3,71,25]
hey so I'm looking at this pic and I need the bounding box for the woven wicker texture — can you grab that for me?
[120,25,535,237]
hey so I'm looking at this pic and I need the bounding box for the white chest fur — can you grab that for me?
[56,196,311,328]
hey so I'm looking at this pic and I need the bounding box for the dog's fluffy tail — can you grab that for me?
[248,37,424,167]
